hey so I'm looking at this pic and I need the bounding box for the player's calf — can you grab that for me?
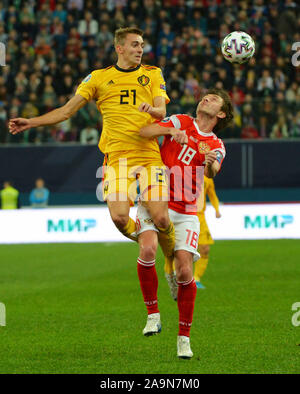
[165,270,178,301]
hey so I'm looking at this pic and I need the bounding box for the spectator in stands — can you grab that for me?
[29,178,50,208]
[0,101,7,143]
[241,103,259,139]
[68,0,84,12]
[0,181,20,209]
[286,82,300,104]
[167,89,181,114]
[96,23,113,51]
[1,0,300,144]
[180,88,196,108]
[53,3,67,23]
[270,116,289,139]
[167,70,184,96]
[80,124,99,145]
[257,69,274,96]
[290,112,300,138]
[78,11,99,37]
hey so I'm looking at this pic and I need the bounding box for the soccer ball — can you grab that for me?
[221,31,255,64]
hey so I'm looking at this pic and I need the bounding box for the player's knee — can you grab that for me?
[139,243,157,261]
[176,264,193,282]
[199,245,210,257]
[111,214,129,230]
[152,213,169,229]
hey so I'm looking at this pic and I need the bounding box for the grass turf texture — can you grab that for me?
[0,240,299,374]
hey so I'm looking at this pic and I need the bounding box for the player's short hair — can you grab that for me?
[205,88,234,133]
[114,27,144,46]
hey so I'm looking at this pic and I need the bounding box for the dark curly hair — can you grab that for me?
[204,88,234,133]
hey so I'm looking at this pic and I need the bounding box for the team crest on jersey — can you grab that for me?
[198,142,211,154]
[82,74,92,83]
[138,75,150,86]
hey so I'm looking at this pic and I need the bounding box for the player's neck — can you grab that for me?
[116,58,140,70]
[195,114,216,134]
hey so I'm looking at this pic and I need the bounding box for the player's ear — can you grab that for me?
[217,111,226,119]
[115,44,123,55]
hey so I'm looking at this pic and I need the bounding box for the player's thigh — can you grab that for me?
[144,200,169,227]
[198,244,210,256]
[107,198,131,224]
[169,210,200,262]
[139,163,168,202]
[136,204,158,236]
[103,155,139,203]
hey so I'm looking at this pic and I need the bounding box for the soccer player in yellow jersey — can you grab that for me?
[9,27,175,254]
[194,175,222,289]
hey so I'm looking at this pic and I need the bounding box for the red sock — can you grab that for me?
[177,278,197,337]
[137,258,159,315]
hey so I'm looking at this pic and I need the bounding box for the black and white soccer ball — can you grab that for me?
[221,31,255,64]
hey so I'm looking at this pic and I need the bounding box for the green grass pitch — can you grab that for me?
[0,240,299,374]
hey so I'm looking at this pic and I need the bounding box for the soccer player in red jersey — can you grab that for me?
[136,88,233,358]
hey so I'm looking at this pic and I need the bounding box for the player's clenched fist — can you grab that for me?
[9,118,32,134]
[172,129,188,145]
[205,151,217,166]
[138,102,153,114]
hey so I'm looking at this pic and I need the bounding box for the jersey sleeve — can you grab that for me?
[210,138,226,167]
[151,68,170,104]
[75,71,99,101]
[157,114,187,130]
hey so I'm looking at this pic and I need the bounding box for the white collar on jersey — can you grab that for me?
[193,119,214,137]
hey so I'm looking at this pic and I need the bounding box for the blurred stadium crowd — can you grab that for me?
[0,0,299,144]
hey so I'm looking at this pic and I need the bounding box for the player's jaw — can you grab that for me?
[129,42,143,66]
[120,50,143,68]
[130,50,143,66]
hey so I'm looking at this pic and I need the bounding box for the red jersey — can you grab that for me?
[158,114,226,215]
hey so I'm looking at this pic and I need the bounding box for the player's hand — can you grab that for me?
[9,118,32,134]
[205,151,217,166]
[173,130,188,145]
[138,102,153,114]
[216,211,221,218]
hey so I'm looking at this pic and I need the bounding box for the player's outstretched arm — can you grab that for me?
[138,96,166,120]
[140,123,188,145]
[9,94,87,135]
[140,123,175,138]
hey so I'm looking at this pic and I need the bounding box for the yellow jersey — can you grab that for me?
[199,176,219,214]
[75,64,169,157]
